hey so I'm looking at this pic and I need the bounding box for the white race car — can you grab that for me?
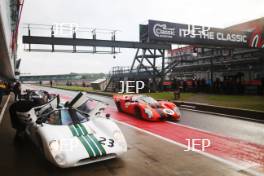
[10,92,127,168]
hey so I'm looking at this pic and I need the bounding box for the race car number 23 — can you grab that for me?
[99,137,114,147]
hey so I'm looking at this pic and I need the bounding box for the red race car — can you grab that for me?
[113,94,181,121]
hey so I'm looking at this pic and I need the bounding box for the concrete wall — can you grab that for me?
[0,0,15,79]
[0,0,12,54]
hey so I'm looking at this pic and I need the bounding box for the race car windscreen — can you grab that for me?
[138,96,158,105]
[45,109,89,125]
[77,100,96,113]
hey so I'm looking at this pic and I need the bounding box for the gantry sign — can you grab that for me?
[143,20,264,49]
[22,20,263,52]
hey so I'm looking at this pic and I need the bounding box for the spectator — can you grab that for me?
[82,81,86,87]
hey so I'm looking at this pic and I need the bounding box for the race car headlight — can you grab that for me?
[173,106,181,116]
[144,109,153,118]
[113,131,127,149]
[49,140,67,165]
[54,153,66,165]
[49,140,60,155]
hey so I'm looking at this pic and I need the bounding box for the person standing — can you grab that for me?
[0,81,8,104]
[0,85,3,104]
[13,81,21,101]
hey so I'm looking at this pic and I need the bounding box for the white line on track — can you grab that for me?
[115,120,264,176]
[0,94,10,124]
[165,121,241,140]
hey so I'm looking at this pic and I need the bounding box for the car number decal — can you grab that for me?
[99,137,115,147]
[163,109,175,115]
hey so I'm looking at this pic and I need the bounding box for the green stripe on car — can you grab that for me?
[69,125,78,136]
[74,124,83,136]
[89,134,106,155]
[79,123,89,135]
[78,136,94,157]
[69,123,91,136]
[77,123,88,135]
[69,124,106,157]
[83,135,101,156]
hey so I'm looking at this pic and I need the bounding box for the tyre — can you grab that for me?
[116,102,123,112]
[134,107,142,119]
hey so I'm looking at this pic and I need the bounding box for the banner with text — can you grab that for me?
[148,20,263,48]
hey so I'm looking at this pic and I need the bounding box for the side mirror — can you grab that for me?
[105,114,110,119]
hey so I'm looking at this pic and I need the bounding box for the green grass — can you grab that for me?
[205,95,264,111]
[147,92,264,111]
[51,85,113,96]
[144,92,195,101]
[47,85,264,112]
[146,92,264,112]
[53,85,94,92]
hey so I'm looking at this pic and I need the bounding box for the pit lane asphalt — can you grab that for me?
[0,94,253,176]
[27,85,264,146]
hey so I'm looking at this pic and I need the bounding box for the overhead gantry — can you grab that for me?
[22,24,172,91]
[22,20,263,91]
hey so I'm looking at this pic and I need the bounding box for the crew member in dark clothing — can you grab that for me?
[0,89,2,104]
[13,81,21,101]
[9,100,35,137]
[0,81,6,104]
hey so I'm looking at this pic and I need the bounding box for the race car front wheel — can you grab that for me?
[116,102,123,112]
[135,107,142,119]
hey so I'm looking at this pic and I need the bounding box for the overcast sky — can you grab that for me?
[17,0,264,75]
